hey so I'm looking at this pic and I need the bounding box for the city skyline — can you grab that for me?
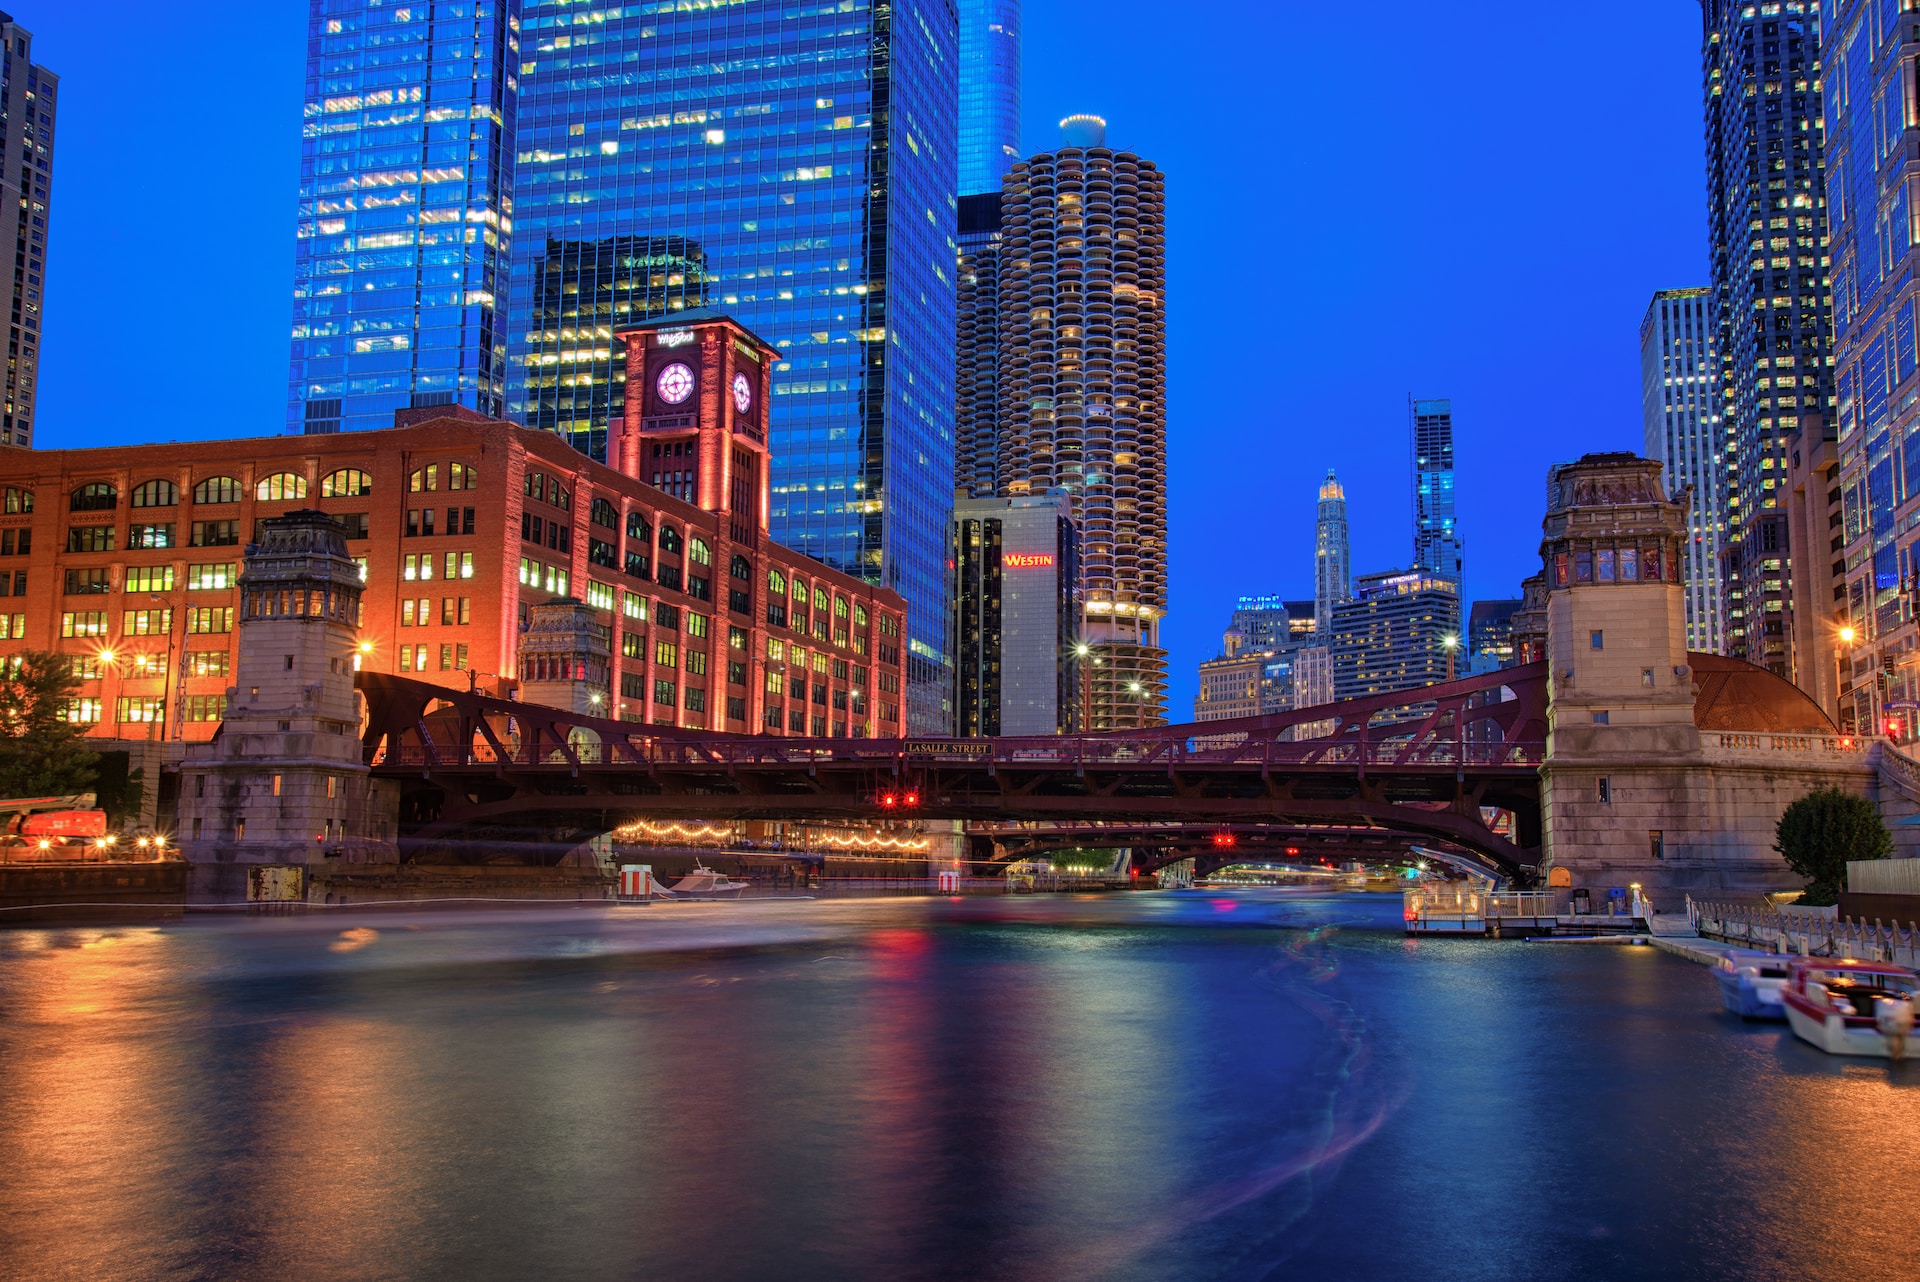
[28,1,1705,715]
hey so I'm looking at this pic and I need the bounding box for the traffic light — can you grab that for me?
[903,790,920,808]
[1210,828,1236,849]
[880,792,898,809]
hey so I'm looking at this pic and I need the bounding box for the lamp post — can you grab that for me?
[1441,633,1460,683]
[1837,624,1857,733]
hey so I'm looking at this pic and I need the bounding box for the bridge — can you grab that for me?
[358,663,1550,878]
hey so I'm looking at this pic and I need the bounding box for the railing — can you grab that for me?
[378,734,1547,773]
[1403,887,1558,925]
[1688,897,1920,967]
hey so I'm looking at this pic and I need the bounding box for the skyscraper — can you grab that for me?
[1410,398,1462,583]
[0,14,51,448]
[994,116,1168,728]
[952,491,1077,735]
[1639,287,1727,653]
[1329,569,1461,705]
[1314,468,1350,637]
[958,0,1020,196]
[509,1,961,733]
[286,0,518,438]
[955,193,1004,500]
[1699,0,1831,679]
[1827,0,1920,739]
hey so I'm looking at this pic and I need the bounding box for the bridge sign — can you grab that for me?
[905,740,992,757]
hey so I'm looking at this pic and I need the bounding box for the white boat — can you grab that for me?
[1781,957,1920,1057]
[1711,949,1791,1020]
[663,862,751,898]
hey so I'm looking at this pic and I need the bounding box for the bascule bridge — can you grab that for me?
[177,456,1912,899]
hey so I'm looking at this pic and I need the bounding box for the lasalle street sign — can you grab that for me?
[904,740,993,757]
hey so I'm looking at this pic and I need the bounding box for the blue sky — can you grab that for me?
[33,1,1705,716]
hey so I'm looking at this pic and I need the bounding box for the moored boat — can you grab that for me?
[663,862,752,898]
[1711,949,1791,1020]
[1780,957,1920,1057]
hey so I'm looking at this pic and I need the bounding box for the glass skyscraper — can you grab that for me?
[508,0,960,733]
[1828,0,1920,737]
[958,0,1019,196]
[1699,0,1831,679]
[1410,397,1462,584]
[1639,287,1727,653]
[286,0,519,437]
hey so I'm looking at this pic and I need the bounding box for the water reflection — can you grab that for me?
[3,895,1919,1281]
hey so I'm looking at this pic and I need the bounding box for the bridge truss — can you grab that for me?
[357,663,1550,880]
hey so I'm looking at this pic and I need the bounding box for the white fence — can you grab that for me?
[1689,897,1920,968]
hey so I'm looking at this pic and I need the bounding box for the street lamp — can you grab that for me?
[1441,633,1460,683]
[1836,623,1859,733]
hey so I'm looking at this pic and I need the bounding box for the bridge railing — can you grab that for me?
[380,734,1547,771]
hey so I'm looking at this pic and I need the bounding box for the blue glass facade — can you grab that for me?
[958,0,1019,195]
[287,0,519,437]
[509,0,960,733]
[1410,397,1462,589]
[1829,0,1920,735]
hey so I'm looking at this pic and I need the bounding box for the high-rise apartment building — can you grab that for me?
[1828,0,1920,738]
[1329,569,1461,705]
[1314,468,1350,637]
[286,0,518,438]
[952,492,1077,735]
[1640,287,1728,653]
[0,14,51,448]
[508,0,960,734]
[1699,0,1832,678]
[958,0,1020,196]
[994,116,1168,728]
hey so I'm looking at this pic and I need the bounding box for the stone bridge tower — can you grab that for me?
[1538,453,1878,896]
[176,511,395,899]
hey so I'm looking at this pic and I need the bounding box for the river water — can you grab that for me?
[0,890,1908,1281]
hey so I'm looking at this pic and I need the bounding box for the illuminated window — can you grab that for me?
[129,479,177,508]
[321,468,374,497]
[256,472,308,502]
[192,476,243,505]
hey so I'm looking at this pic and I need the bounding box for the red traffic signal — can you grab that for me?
[903,790,920,808]
[880,792,898,809]
[1211,829,1236,849]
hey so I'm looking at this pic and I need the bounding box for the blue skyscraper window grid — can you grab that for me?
[287,0,520,438]
[957,0,1019,195]
[509,0,959,732]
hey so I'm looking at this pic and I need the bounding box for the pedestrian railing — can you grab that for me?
[1688,897,1920,967]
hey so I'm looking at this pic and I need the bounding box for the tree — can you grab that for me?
[1774,786,1892,906]
[0,651,98,800]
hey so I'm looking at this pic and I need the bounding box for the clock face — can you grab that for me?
[732,371,753,415]
[656,362,695,405]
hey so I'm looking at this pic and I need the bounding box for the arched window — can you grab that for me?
[410,464,439,493]
[659,525,682,555]
[256,472,308,501]
[813,586,829,612]
[731,554,752,582]
[448,461,477,491]
[689,537,711,566]
[551,481,571,511]
[193,476,242,504]
[834,596,849,619]
[768,569,786,595]
[69,482,117,512]
[129,479,177,508]
[626,511,651,543]
[591,497,619,529]
[791,576,807,600]
[321,468,373,497]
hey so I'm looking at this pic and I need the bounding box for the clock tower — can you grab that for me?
[609,313,776,543]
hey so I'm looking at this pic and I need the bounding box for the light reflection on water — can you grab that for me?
[0,892,1912,1281]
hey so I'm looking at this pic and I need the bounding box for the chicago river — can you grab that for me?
[0,891,1908,1281]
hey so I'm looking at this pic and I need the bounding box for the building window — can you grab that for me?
[1591,710,1609,725]
[256,472,308,502]
[185,607,233,635]
[69,483,117,512]
[129,479,177,508]
[653,678,676,706]
[59,611,107,638]
[190,520,240,548]
[186,563,235,591]
[192,476,242,505]
[66,526,114,553]
[187,651,230,678]
[448,462,478,491]
[1590,630,1604,650]
[4,487,31,514]
[321,468,373,497]
[63,568,111,596]
[1650,830,1665,860]
[183,693,228,721]
[1597,777,1611,803]
[124,608,171,636]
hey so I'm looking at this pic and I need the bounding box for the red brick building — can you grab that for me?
[0,315,905,743]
